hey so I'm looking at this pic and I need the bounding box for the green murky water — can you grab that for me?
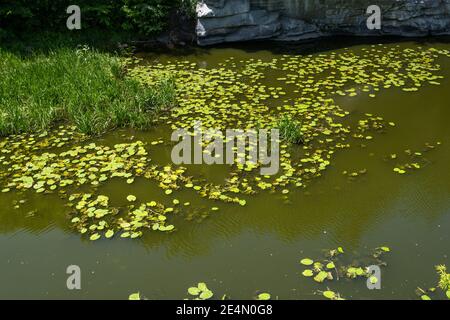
[1,39,449,299]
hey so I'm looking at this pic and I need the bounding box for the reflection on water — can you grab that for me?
[0,39,449,299]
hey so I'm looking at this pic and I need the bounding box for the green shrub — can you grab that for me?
[122,0,173,36]
[0,0,191,38]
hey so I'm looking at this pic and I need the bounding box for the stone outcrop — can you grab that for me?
[196,0,450,45]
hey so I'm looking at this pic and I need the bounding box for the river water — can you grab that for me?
[0,38,449,299]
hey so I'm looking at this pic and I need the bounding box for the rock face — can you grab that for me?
[196,0,450,45]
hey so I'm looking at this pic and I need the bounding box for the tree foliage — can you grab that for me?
[0,0,197,39]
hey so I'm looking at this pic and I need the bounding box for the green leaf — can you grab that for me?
[369,276,378,284]
[89,233,100,241]
[105,230,114,239]
[199,290,213,300]
[421,295,431,300]
[300,258,314,266]
[127,195,136,202]
[197,282,208,291]
[380,246,390,252]
[128,292,140,300]
[302,269,314,277]
[314,271,328,283]
[326,262,335,269]
[188,287,200,296]
[323,291,336,299]
[446,290,450,299]
[257,293,271,300]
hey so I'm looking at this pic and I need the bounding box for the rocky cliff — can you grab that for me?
[196,0,450,45]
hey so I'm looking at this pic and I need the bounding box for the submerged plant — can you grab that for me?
[277,116,303,145]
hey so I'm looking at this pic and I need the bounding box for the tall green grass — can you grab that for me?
[277,115,304,144]
[0,47,175,136]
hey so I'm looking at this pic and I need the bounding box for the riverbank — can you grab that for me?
[0,45,176,136]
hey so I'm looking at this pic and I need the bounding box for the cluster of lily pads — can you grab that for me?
[126,45,450,206]
[68,193,175,240]
[129,283,272,300]
[1,44,450,241]
[386,142,442,175]
[299,246,391,300]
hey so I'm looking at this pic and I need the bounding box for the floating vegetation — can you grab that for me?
[1,44,449,241]
[126,44,449,203]
[256,292,271,300]
[187,282,214,300]
[317,289,345,300]
[416,265,450,300]
[299,246,391,294]
[386,142,442,175]
[68,193,175,240]
[128,292,141,300]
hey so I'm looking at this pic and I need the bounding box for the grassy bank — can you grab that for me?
[0,47,175,136]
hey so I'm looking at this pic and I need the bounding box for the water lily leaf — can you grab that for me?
[302,270,314,277]
[323,291,336,299]
[300,258,314,266]
[188,287,200,296]
[314,271,328,283]
[199,290,213,300]
[89,233,100,241]
[421,295,431,300]
[380,246,390,252]
[127,195,136,202]
[369,276,378,284]
[105,230,114,239]
[326,262,335,269]
[197,282,208,291]
[129,293,140,300]
[257,293,271,300]
[446,290,450,299]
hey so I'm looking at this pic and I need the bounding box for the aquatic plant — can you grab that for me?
[436,265,450,294]
[416,265,450,300]
[299,246,391,291]
[128,292,141,300]
[277,116,303,145]
[256,293,271,300]
[1,44,450,242]
[318,289,345,300]
[187,282,214,300]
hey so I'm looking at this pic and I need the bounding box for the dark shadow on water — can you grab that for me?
[140,35,450,58]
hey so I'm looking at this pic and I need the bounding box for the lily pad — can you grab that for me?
[323,290,336,299]
[300,258,314,266]
[257,293,271,300]
[302,270,314,277]
[128,292,140,300]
